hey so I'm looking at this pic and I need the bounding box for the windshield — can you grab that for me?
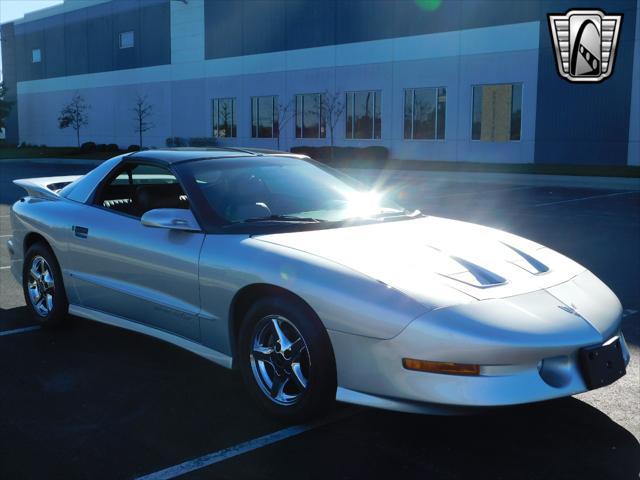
[185,157,415,225]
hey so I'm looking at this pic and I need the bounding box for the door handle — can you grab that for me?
[73,226,89,239]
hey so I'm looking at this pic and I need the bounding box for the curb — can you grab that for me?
[342,168,640,191]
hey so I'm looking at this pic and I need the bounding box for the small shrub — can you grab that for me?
[80,141,97,152]
[96,144,107,151]
[166,137,187,147]
[106,143,119,152]
[290,145,389,166]
[127,144,141,152]
[188,137,217,147]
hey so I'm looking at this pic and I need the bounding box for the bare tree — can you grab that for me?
[133,94,155,148]
[58,93,90,147]
[321,90,345,160]
[274,98,295,151]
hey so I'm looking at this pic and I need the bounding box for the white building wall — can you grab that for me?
[16,19,540,162]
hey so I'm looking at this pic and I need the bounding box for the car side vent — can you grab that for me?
[502,243,550,275]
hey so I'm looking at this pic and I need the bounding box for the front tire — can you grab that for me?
[22,242,69,328]
[238,295,337,423]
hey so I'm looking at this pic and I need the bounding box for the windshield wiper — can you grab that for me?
[241,215,324,223]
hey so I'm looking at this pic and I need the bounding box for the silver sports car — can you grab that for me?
[8,149,629,421]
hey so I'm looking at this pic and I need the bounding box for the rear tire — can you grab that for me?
[238,295,337,423]
[22,242,69,328]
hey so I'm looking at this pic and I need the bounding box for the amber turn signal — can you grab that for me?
[402,358,481,376]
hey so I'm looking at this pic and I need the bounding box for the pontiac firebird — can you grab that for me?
[8,149,629,421]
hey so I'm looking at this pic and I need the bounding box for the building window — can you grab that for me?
[472,84,522,141]
[212,98,237,138]
[295,93,325,139]
[119,31,135,49]
[251,96,278,138]
[346,91,381,139]
[404,87,446,140]
[32,48,42,63]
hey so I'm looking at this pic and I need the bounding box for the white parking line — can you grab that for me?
[623,309,638,318]
[0,266,11,270]
[535,190,637,207]
[136,409,356,480]
[0,234,11,238]
[0,326,41,337]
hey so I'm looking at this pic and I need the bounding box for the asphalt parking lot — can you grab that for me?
[0,159,638,479]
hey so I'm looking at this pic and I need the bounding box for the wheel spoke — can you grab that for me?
[30,264,41,281]
[35,297,46,312]
[271,318,293,350]
[252,346,274,364]
[288,338,306,362]
[270,374,288,399]
[42,271,54,290]
[28,285,41,302]
[290,363,307,390]
[45,294,54,312]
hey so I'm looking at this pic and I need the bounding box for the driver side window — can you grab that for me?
[95,163,189,218]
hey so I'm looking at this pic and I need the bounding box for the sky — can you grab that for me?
[0,0,63,81]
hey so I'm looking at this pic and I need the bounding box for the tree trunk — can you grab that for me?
[76,128,80,147]
[330,127,334,161]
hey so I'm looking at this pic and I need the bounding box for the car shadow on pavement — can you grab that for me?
[206,394,640,480]
[299,398,640,480]
[1,305,638,480]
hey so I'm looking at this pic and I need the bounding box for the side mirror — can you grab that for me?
[141,208,201,232]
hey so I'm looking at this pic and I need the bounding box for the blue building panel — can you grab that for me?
[42,16,66,79]
[87,2,114,74]
[204,0,244,59]
[64,9,89,77]
[534,0,637,165]
[140,0,171,68]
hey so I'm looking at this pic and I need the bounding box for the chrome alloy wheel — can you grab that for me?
[250,315,311,405]
[27,255,55,317]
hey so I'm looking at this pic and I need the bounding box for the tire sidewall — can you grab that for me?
[22,242,69,327]
[238,295,336,423]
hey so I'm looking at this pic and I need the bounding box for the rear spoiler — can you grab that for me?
[13,176,83,200]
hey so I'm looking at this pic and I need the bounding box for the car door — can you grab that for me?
[65,160,204,340]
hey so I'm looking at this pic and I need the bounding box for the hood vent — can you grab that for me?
[447,256,508,288]
[502,243,550,275]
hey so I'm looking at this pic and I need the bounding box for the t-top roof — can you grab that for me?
[128,147,298,164]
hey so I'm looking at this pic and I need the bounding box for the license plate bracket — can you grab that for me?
[579,336,626,390]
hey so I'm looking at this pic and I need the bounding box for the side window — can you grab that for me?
[95,163,189,217]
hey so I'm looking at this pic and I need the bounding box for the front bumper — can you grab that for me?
[330,270,629,411]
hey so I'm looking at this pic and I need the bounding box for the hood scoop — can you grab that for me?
[427,245,507,288]
[502,243,550,275]
[445,256,508,288]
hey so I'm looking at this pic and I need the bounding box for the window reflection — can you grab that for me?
[252,96,278,138]
[213,98,237,138]
[346,90,381,139]
[403,87,446,140]
[296,93,325,138]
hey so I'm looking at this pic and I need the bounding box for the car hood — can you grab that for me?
[254,216,586,308]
